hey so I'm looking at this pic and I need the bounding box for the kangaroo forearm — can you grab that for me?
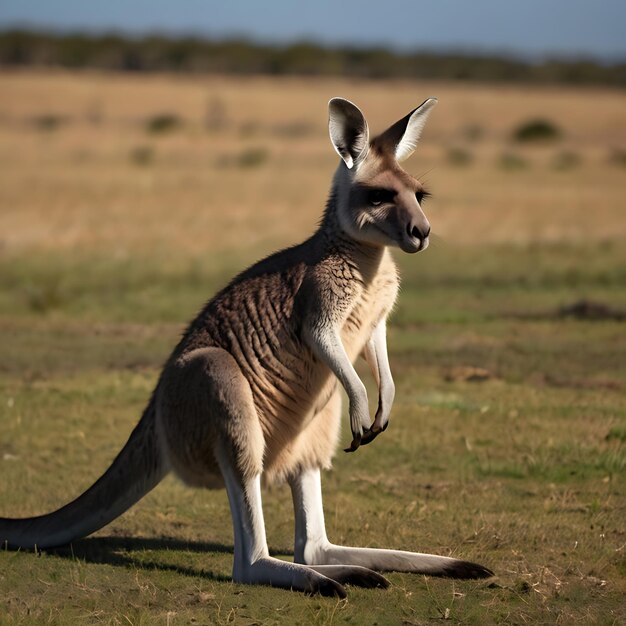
[304,325,368,411]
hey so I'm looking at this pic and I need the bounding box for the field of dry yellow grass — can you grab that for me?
[1,70,625,258]
[0,70,625,625]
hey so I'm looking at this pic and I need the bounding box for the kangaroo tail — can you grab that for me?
[0,398,168,550]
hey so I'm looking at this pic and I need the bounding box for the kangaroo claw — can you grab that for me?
[345,425,383,451]
[344,431,362,453]
[359,427,382,446]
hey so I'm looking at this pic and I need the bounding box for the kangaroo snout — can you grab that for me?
[408,222,430,241]
[402,217,430,253]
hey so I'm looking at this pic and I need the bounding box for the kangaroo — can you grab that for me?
[1,97,493,597]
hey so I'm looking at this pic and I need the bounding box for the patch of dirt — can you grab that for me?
[507,298,626,322]
[557,299,626,321]
[536,373,624,391]
[444,365,493,382]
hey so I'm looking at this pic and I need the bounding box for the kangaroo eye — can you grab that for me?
[368,188,392,206]
[369,189,384,206]
[415,190,431,204]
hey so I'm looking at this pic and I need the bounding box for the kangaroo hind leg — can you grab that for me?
[159,347,346,596]
[158,347,264,489]
[290,467,493,579]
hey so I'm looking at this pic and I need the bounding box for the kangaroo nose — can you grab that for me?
[408,223,431,240]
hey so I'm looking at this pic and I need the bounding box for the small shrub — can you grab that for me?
[606,426,626,442]
[513,118,562,143]
[146,113,183,134]
[236,147,268,168]
[608,147,626,166]
[551,150,581,170]
[498,151,530,170]
[446,147,474,167]
[32,114,66,132]
[130,145,155,166]
[23,282,65,313]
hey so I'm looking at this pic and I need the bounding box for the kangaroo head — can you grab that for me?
[328,97,437,253]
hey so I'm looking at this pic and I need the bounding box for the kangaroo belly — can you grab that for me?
[247,340,338,451]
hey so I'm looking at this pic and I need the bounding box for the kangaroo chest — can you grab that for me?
[199,248,399,448]
[338,254,399,361]
[256,251,399,429]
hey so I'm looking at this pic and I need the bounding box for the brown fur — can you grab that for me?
[157,201,400,486]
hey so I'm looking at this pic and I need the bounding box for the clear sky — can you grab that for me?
[1,0,625,60]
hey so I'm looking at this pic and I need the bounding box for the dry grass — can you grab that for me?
[1,71,625,258]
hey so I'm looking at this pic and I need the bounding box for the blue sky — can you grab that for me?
[1,0,625,59]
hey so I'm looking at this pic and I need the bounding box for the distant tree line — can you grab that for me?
[1,30,625,87]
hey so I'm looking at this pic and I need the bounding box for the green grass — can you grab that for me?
[1,242,625,624]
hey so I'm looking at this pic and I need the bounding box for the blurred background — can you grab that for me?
[1,3,625,623]
[1,0,625,258]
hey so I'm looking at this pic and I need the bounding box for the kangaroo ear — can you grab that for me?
[377,97,438,163]
[328,98,369,169]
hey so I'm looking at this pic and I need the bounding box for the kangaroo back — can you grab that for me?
[0,398,168,550]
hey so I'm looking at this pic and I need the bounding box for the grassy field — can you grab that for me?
[0,71,625,625]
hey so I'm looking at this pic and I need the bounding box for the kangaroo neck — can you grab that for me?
[316,190,387,281]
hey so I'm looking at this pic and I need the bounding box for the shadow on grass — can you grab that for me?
[47,536,235,582]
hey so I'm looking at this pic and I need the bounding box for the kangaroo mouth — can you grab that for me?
[400,232,428,254]
[365,222,429,253]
